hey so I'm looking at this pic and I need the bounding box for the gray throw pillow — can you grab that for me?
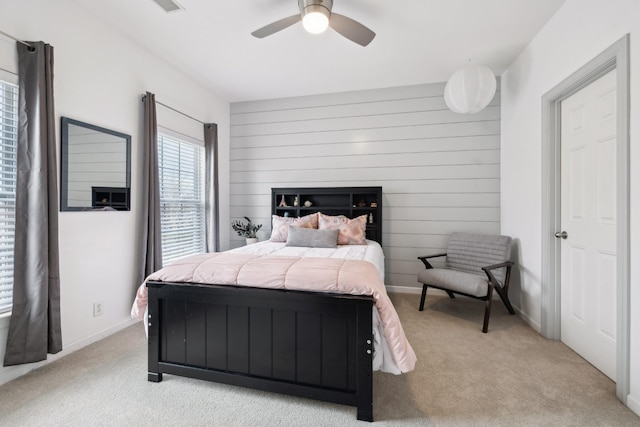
[285,226,339,248]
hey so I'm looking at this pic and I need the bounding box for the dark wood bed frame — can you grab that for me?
[147,187,383,422]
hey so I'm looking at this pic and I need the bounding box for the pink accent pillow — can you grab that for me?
[269,213,318,242]
[318,213,367,245]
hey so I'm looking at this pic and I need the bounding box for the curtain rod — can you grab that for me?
[0,29,33,48]
[0,66,17,76]
[142,93,209,126]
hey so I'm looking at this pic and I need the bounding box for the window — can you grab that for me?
[0,80,18,314]
[158,133,205,265]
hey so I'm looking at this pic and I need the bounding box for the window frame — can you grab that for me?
[157,131,206,265]
[0,77,18,315]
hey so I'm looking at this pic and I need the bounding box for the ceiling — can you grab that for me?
[71,0,566,103]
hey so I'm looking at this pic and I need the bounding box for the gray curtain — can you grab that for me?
[204,123,219,252]
[139,92,162,282]
[3,41,62,366]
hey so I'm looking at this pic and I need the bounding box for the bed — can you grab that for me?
[131,187,416,422]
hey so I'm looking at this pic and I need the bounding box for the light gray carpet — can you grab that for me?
[1,292,638,426]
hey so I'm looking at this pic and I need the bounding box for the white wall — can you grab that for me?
[500,0,639,414]
[230,82,501,289]
[0,0,230,384]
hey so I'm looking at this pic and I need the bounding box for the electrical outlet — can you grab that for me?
[93,302,103,317]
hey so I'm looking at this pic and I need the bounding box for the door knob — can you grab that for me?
[555,231,568,239]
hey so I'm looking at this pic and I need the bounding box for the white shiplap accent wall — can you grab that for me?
[230,82,500,290]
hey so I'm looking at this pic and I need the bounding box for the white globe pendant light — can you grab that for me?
[444,65,496,114]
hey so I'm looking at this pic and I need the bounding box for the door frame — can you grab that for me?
[540,34,630,404]
[540,34,630,402]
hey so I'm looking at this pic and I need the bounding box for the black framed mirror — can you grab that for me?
[60,117,131,211]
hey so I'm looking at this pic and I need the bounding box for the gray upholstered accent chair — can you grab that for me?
[417,233,515,333]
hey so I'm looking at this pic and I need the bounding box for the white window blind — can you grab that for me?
[158,133,205,265]
[0,80,18,314]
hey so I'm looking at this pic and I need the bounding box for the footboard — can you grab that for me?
[146,281,374,422]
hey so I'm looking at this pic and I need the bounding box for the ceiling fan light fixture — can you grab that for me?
[252,0,373,46]
[302,5,330,34]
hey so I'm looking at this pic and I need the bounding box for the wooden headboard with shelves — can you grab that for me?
[271,187,383,245]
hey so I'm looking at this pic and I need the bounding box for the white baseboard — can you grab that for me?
[0,317,137,386]
[627,392,640,417]
[512,304,542,334]
[59,317,139,356]
[386,285,422,294]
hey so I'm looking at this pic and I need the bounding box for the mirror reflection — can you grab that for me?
[60,117,131,211]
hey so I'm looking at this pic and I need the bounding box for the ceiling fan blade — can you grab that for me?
[251,15,301,38]
[329,13,375,46]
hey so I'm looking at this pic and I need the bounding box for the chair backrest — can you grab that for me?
[445,233,512,283]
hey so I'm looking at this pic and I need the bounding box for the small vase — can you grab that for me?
[245,237,258,245]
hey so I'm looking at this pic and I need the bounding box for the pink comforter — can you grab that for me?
[131,252,416,373]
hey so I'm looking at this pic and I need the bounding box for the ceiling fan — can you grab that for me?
[251,0,376,47]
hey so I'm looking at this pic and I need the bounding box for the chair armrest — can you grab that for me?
[417,253,447,269]
[482,261,514,288]
[482,261,514,272]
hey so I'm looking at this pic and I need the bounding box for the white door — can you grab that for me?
[559,69,617,381]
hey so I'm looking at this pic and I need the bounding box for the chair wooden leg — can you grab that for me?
[419,284,428,311]
[494,285,515,315]
[445,291,456,299]
[482,287,494,333]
